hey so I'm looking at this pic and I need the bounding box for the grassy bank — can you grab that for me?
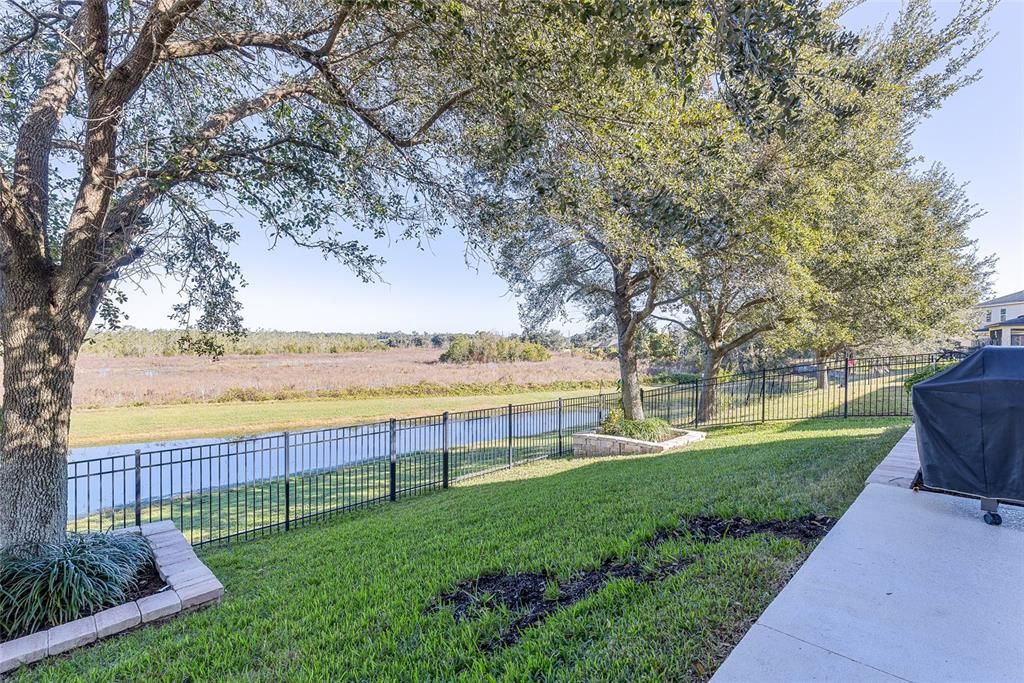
[28,419,907,682]
[69,388,605,447]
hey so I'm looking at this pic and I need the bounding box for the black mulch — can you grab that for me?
[433,514,835,650]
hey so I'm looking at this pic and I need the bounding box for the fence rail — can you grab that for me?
[67,352,954,546]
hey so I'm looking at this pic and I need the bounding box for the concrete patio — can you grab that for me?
[712,428,1024,683]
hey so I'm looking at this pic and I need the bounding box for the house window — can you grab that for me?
[986,310,992,322]
[1011,330,1024,347]
[1000,308,1007,322]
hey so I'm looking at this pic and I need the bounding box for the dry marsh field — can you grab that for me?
[60,348,620,408]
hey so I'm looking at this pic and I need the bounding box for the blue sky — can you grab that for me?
[120,0,1024,334]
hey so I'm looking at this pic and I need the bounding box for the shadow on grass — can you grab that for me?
[434,514,835,652]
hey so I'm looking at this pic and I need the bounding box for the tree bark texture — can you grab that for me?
[617,335,645,420]
[815,350,834,390]
[0,272,86,551]
[698,347,725,423]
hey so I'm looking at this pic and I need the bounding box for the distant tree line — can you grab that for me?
[78,329,574,357]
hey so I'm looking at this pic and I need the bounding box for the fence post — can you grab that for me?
[557,398,563,457]
[843,356,850,418]
[442,412,450,489]
[693,382,701,426]
[283,432,291,531]
[133,449,142,528]
[507,404,513,469]
[760,368,767,423]
[389,418,397,502]
[639,387,645,414]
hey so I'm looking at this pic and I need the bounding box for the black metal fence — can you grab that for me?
[642,352,955,427]
[66,352,952,546]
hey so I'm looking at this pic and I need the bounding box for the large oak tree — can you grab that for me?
[470,78,731,419]
[463,5,865,420]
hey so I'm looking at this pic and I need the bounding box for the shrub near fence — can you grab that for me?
[67,353,955,547]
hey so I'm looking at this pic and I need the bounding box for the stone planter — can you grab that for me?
[0,521,223,675]
[572,428,706,457]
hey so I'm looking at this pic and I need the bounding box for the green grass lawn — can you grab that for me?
[28,418,908,682]
[69,388,605,447]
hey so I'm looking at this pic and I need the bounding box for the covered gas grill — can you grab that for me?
[912,346,1024,525]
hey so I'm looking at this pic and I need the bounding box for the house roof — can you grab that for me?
[976,289,1024,308]
[980,314,1024,331]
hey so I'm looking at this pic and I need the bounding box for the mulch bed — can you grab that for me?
[434,514,836,650]
[122,561,167,604]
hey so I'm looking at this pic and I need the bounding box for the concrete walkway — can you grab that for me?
[712,432,1024,682]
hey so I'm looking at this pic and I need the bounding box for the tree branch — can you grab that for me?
[408,87,476,141]
[102,0,204,106]
[97,80,317,280]
[719,323,776,355]
[161,29,320,60]
[116,82,317,184]
[729,295,770,315]
[80,0,108,97]
[153,5,472,155]
[0,2,75,57]
[10,9,87,257]
[314,59,475,149]
[650,313,695,334]
[159,5,353,60]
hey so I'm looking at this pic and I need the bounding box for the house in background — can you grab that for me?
[974,290,1024,346]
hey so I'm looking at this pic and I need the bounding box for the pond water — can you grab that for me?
[66,404,612,519]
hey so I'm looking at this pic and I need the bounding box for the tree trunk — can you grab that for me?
[612,296,645,420]
[0,276,84,553]
[815,350,829,390]
[698,347,725,423]
[617,339,645,420]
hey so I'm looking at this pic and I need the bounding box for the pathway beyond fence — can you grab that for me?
[67,352,953,546]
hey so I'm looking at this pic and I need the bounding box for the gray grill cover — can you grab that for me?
[912,347,1024,503]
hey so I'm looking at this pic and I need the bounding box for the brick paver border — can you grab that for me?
[1,522,223,674]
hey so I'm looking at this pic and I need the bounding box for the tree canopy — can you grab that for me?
[469,0,994,426]
[461,1,868,418]
[651,0,994,388]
